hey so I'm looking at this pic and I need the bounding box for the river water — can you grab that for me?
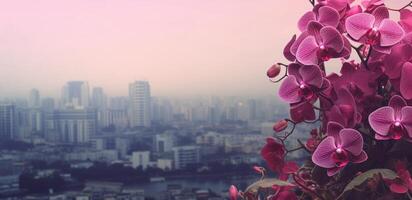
[125,175,258,198]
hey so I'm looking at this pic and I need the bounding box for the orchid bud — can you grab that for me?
[228,185,238,200]
[267,64,281,78]
[253,166,265,174]
[273,119,288,132]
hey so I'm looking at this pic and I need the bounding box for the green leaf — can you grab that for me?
[244,178,294,194]
[337,168,398,199]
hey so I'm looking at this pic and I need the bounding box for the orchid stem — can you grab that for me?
[407,191,412,200]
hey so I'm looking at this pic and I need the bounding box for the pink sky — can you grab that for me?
[0,0,408,98]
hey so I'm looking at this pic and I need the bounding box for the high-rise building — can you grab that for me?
[62,81,90,108]
[28,89,40,108]
[172,146,200,169]
[41,98,55,112]
[154,133,175,153]
[91,87,107,109]
[0,104,16,140]
[91,87,108,128]
[44,108,97,143]
[129,81,151,128]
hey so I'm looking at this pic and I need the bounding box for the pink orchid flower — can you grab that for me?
[345,6,405,52]
[369,95,412,140]
[312,122,367,176]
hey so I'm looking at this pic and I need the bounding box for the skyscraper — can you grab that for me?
[0,104,16,140]
[91,87,107,109]
[62,81,90,108]
[129,81,151,128]
[28,89,40,108]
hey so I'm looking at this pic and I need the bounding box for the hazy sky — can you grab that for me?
[0,0,408,98]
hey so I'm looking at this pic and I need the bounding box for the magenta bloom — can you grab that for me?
[278,64,326,104]
[317,0,352,11]
[295,22,346,65]
[326,87,361,128]
[400,9,412,33]
[386,161,412,194]
[345,6,405,51]
[361,0,384,12]
[368,95,412,141]
[384,34,412,99]
[228,185,238,200]
[328,61,381,97]
[261,137,286,172]
[298,6,340,32]
[312,122,367,176]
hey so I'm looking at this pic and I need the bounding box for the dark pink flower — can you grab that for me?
[368,95,412,140]
[317,0,353,11]
[386,161,412,194]
[326,87,361,128]
[400,9,412,33]
[312,122,367,176]
[284,35,297,61]
[273,119,288,132]
[384,34,412,99]
[289,102,317,123]
[278,64,325,103]
[328,61,381,97]
[296,22,346,65]
[361,0,384,12]
[282,161,299,174]
[229,185,238,200]
[261,137,286,172]
[345,6,405,51]
[298,6,340,32]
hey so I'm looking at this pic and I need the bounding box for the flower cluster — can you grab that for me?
[231,0,412,199]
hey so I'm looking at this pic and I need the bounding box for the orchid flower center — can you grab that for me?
[389,121,404,140]
[318,44,330,61]
[389,121,405,140]
[332,147,349,167]
[298,83,315,101]
[365,28,380,45]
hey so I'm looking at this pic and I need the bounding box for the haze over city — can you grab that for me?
[0,0,314,98]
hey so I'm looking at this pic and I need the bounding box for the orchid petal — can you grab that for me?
[320,26,344,52]
[318,6,340,28]
[401,106,412,139]
[400,62,412,100]
[298,11,316,32]
[284,35,297,61]
[369,107,395,136]
[278,76,301,103]
[390,183,409,194]
[299,65,323,88]
[352,151,368,163]
[371,6,389,27]
[379,19,405,47]
[345,13,375,40]
[340,128,363,156]
[327,121,344,142]
[296,36,319,65]
[389,95,407,118]
[312,136,337,168]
